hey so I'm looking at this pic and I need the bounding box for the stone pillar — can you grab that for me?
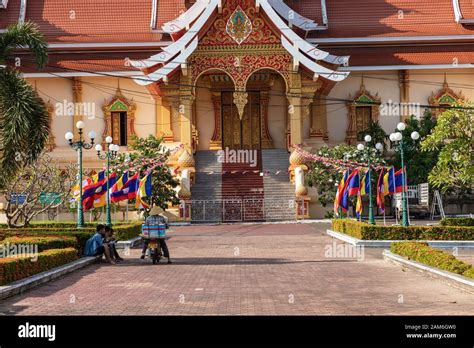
[72,77,83,139]
[156,96,174,142]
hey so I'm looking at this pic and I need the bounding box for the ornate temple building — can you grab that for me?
[1,0,473,220]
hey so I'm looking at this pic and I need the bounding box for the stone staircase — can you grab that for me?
[191,151,222,200]
[261,149,296,221]
[190,149,296,222]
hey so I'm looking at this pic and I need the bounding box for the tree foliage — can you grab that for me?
[4,153,75,228]
[0,22,49,189]
[112,135,180,211]
[420,106,473,194]
[306,144,386,209]
[357,120,388,151]
[391,111,439,185]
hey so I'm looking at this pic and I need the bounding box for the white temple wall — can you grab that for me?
[326,71,400,145]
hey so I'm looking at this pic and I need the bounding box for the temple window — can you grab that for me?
[428,77,465,117]
[346,80,380,145]
[102,87,136,148]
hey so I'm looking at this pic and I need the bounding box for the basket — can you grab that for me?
[142,223,166,239]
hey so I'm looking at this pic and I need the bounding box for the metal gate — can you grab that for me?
[189,197,296,222]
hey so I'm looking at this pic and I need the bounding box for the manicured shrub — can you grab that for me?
[112,223,143,241]
[1,236,77,252]
[331,219,474,240]
[0,248,78,285]
[462,267,474,279]
[391,242,473,279]
[0,222,143,254]
[440,218,474,227]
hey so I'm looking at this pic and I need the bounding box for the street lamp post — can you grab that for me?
[95,138,119,227]
[357,135,383,225]
[65,121,96,228]
[389,123,420,227]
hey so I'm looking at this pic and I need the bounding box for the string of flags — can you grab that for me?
[293,144,389,172]
[334,166,408,219]
[203,170,284,176]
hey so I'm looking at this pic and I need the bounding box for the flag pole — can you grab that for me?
[126,200,129,222]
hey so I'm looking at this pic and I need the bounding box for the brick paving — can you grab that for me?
[0,223,473,315]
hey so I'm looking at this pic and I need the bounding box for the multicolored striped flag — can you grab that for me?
[334,170,349,215]
[356,191,363,219]
[360,171,370,196]
[135,174,152,209]
[377,169,386,213]
[110,173,139,202]
[339,170,360,213]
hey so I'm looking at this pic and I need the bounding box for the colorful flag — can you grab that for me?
[91,170,106,183]
[394,167,407,193]
[72,177,92,201]
[346,169,360,196]
[384,167,395,195]
[360,172,370,196]
[111,172,129,195]
[135,174,152,209]
[111,173,139,203]
[92,172,118,208]
[376,169,386,213]
[356,191,363,219]
[82,173,106,202]
[334,170,349,215]
[84,172,117,211]
[339,170,359,213]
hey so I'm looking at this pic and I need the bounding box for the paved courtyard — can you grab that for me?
[0,223,473,315]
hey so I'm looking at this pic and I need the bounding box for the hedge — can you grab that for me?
[0,248,78,285]
[332,219,474,240]
[0,236,78,252]
[0,222,142,255]
[440,218,474,227]
[0,236,77,252]
[0,221,134,229]
[391,242,474,279]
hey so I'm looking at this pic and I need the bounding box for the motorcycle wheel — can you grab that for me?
[154,248,160,264]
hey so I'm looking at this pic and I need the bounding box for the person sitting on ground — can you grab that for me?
[104,226,124,262]
[140,205,172,264]
[84,224,115,264]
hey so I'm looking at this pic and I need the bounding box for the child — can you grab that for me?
[104,226,124,262]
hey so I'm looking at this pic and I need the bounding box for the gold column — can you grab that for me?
[260,91,274,149]
[72,77,83,139]
[209,91,223,150]
[179,75,194,150]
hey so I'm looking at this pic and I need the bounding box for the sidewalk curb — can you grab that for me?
[327,229,474,249]
[116,236,142,249]
[0,256,100,300]
[383,250,474,293]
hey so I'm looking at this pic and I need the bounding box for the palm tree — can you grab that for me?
[0,21,49,189]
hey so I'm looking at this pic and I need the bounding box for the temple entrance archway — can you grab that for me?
[221,91,261,150]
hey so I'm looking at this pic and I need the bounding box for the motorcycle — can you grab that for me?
[142,223,167,264]
[147,239,161,264]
